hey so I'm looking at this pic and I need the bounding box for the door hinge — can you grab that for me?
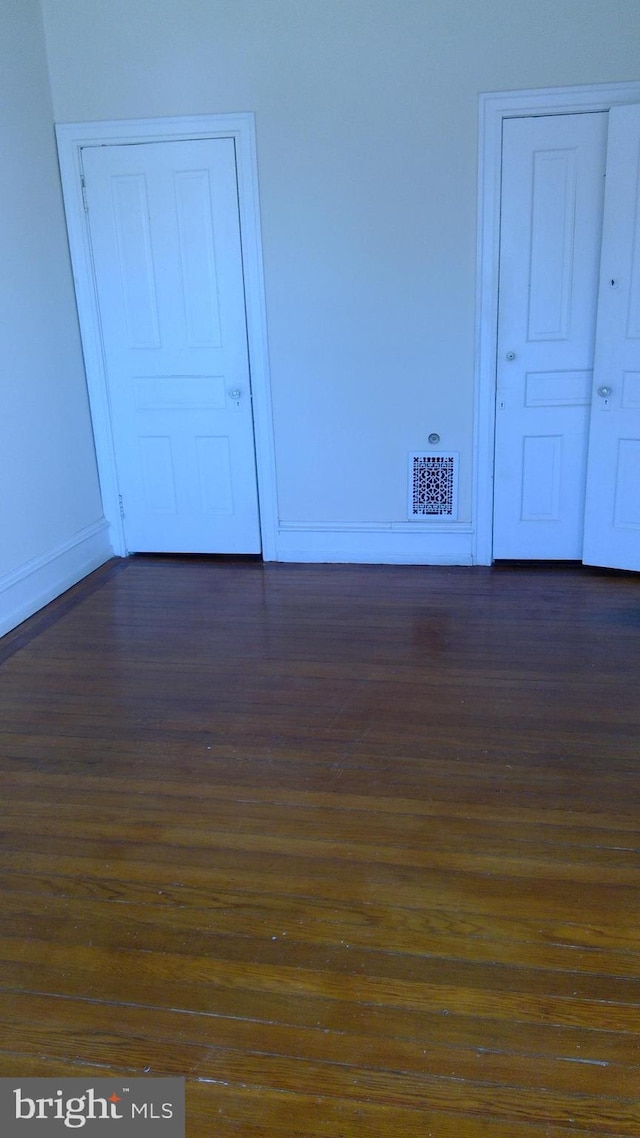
[80,174,88,212]
[118,494,125,519]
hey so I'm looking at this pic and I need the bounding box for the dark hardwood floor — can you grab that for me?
[0,556,639,1136]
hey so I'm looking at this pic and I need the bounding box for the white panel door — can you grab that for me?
[583,105,640,571]
[493,113,608,559]
[82,139,261,553]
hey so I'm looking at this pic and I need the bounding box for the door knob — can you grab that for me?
[229,388,242,400]
[505,351,517,361]
[597,385,612,398]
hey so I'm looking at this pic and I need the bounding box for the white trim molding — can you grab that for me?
[55,114,279,560]
[0,519,112,637]
[276,522,474,565]
[473,81,640,565]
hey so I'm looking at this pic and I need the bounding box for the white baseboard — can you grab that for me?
[274,522,475,564]
[0,518,114,637]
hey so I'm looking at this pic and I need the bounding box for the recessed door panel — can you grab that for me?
[111,175,161,349]
[139,436,176,513]
[527,149,577,341]
[196,436,234,514]
[521,436,562,520]
[613,440,640,528]
[524,371,592,407]
[174,169,223,348]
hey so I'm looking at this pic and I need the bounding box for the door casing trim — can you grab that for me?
[473,81,640,565]
[56,114,278,559]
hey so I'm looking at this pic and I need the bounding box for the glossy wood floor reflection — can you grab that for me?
[0,557,639,1137]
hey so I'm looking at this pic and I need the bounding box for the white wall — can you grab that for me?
[40,0,640,562]
[0,0,110,634]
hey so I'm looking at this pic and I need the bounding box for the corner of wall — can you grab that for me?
[0,519,114,638]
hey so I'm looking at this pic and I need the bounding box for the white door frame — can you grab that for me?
[56,114,278,559]
[473,81,640,565]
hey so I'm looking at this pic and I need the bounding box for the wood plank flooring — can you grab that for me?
[0,556,639,1135]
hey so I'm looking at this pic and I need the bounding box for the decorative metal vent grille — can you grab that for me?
[408,452,458,519]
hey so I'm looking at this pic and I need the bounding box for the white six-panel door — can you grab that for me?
[583,104,640,571]
[82,138,261,553]
[494,107,640,571]
[493,113,607,559]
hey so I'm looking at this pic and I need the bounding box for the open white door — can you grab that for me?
[583,104,640,571]
[82,137,261,554]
